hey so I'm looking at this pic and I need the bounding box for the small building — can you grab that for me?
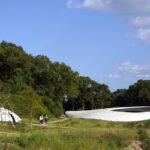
[0,107,21,123]
[66,106,150,122]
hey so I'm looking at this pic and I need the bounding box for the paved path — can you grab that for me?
[47,118,69,124]
[30,118,70,128]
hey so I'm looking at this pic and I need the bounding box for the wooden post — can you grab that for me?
[30,98,33,129]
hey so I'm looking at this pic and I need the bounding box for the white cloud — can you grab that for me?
[118,62,140,74]
[114,0,150,15]
[118,62,150,78]
[67,0,112,10]
[108,62,150,80]
[137,74,150,78]
[83,0,112,10]
[67,0,150,43]
[131,16,150,28]
[67,0,83,9]
[108,74,120,79]
[136,28,150,43]
[67,0,150,14]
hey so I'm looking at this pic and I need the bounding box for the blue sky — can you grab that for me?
[0,0,150,91]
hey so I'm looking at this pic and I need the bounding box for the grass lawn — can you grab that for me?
[0,118,150,150]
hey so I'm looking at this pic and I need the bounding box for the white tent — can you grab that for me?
[0,107,21,123]
[66,106,150,122]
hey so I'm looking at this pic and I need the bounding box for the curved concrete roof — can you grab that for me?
[0,107,21,122]
[65,106,150,122]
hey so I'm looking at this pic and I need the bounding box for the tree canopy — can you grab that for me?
[0,41,149,118]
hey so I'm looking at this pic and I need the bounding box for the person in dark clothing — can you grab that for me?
[44,115,48,124]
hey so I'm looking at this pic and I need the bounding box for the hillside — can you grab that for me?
[0,41,150,119]
[0,41,112,118]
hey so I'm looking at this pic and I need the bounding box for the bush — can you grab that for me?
[138,129,148,141]
[142,139,150,150]
[138,129,150,150]
[16,132,51,148]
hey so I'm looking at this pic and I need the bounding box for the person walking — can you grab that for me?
[39,115,44,124]
[44,115,48,124]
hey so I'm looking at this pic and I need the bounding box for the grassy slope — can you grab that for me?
[1,118,150,150]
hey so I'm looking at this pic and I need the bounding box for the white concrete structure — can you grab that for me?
[65,106,150,122]
[0,107,21,123]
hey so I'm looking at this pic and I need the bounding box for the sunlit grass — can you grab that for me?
[1,118,150,149]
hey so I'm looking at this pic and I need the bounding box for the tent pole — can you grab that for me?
[10,118,15,128]
[3,95,14,112]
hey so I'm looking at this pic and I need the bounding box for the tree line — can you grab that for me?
[0,41,149,118]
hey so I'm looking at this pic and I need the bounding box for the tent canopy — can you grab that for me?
[0,107,21,123]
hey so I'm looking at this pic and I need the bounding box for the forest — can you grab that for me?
[0,41,150,118]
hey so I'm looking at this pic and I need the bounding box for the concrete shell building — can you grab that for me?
[0,107,21,123]
[65,106,150,122]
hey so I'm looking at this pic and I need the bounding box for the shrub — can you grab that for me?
[138,129,148,141]
[137,129,150,150]
[142,139,150,150]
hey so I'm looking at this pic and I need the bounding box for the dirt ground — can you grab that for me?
[127,140,143,150]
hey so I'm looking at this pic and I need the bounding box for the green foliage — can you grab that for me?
[16,132,51,148]
[138,129,150,150]
[0,41,113,117]
[0,41,80,117]
[113,80,150,107]
[15,129,125,150]
[142,139,150,150]
[113,89,128,107]
[0,89,50,118]
[1,118,141,150]
[65,76,112,111]
[0,41,150,118]
[138,129,148,141]
[127,80,150,106]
